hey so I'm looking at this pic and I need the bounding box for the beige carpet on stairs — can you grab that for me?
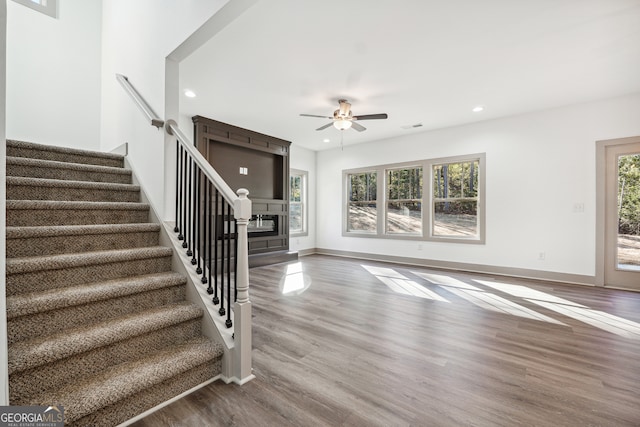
[5,140,223,427]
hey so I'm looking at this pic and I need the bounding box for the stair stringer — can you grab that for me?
[122,157,235,383]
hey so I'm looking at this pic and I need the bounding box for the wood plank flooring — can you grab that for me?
[132,255,640,427]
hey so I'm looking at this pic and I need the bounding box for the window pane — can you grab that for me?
[433,200,477,237]
[290,203,303,233]
[290,175,301,202]
[617,153,640,269]
[387,201,422,233]
[433,162,479,198]
[387,167,422,234]
[289,170,307,235]
[432,159,480,239]
[348,172,377,232]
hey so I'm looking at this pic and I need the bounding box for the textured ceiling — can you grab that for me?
[179,0,640,150]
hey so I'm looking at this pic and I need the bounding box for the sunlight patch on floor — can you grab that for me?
[361,265,450,302]
[413,273,565,325]
[281,262,311,295]
[359,267,640,337]
[530,300,640,339]
[474,280,588,307]
[475,279,640,339]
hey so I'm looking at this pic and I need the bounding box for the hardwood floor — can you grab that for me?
[132,255,640,427]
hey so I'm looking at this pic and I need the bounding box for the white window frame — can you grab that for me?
[290,169,308,236]
[344,168,379,235]
[426,154,485,244]
[342,153,485,244]
[385,164,423,236]
[12,0,57,18]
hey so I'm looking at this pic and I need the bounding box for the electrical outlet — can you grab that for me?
[538,252,546,261]
[417,244,423,251]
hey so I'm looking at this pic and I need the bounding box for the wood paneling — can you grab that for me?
[133,255,640,426]
[193,116,293,263]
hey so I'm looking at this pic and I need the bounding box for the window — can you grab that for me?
[12,0,57,18]
[346,171,378,233]
[386,166,422,234]
[432,160,479,239]
[343,154,485,244]
[290,169,308,235]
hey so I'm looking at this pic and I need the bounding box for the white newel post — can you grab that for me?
[233,188,254,383]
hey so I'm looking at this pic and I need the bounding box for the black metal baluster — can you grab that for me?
[226,203,232,328]
[196,169,203,273]
[178,146,185,241]
[191,164,198,265]
[202,179,208,284]
[174,141,180,233]
[182,157,193,256]
[218,199,228,316]
[212,190,220,304]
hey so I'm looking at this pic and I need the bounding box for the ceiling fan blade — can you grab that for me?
[316,122,334,131]
[353,113,388,121]
[301,114,333,119]
[351,122,366,132]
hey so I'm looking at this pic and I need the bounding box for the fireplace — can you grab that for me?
[248,214,278,237]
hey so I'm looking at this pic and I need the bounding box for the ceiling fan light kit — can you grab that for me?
[300,99,388,133]
[334,119,352,130]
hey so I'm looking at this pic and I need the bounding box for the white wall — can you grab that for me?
[1,0,8,406]
[6,0,102,150]
[100,0,229,218]
[289,144,316,253]
[316,93,640,278]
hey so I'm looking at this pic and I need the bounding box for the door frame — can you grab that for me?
[595,135,640,288]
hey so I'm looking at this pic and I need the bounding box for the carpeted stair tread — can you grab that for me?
[7,140,124,168]
[6,200,150,226]
[6,199,149,211]
[8,302,204,374]
[6,247,173,296]
[6,176,140,202]
[7,155,132,183]
[70,362,220,427]
[6,246,172,275]
[6,223,161,257]
[31,337,223,424]
[6,223,160,239]
[6,272,186,319]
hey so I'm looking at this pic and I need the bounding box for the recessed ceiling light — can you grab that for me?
[472,105,484,112]
[184,89,196,98]
[323,139,331,143]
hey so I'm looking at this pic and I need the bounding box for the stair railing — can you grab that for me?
[116,74,165,129]
[116,74,253,384]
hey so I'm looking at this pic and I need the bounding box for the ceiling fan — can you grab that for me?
[300,99,388,132]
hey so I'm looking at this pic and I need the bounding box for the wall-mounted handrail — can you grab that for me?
[116,74,165,129]
[165,120,237,205]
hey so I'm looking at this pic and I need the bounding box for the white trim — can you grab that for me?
[314,248,595,287]
[11,0,57,18]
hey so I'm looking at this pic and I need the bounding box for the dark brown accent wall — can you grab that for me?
[192,116,292,260]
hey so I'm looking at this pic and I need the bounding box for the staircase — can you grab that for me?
[5,140,223,426]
